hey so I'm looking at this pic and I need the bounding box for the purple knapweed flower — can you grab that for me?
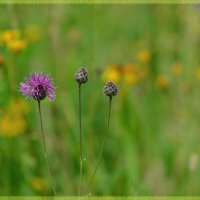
[19,73,56,101]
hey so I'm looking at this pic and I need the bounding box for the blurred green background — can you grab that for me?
[0,3,200,196]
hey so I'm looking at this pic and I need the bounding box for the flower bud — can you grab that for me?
[103,81,118,97]
[74,67,88,84]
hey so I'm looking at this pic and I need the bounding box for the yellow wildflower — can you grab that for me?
[0,114,26,137]
[122,64,138,74]
[0,29,21,44]
[122,64,139,85]
[137,50,151,64]
[101,64,121,83]
[196,67,200,81]
[122,64,142,85]
[9,98,30,114]
[172,63,183,77]
[0,98,30,138]
[123,73,139,85]
[6,39,27,52]
[31,177,46,192]
[156,75,169,90]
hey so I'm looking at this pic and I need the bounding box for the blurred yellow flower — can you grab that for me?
[196,67,200,81]
[0,29,21,44]
[0,54,4,65]
[6,39,27,52]
[102,63,148,86]
[123,73,138,85]
[156,75,169,90]
[101,64,121,83]
[0,98,30,138]
[24,25,42,43]
[122,64,140,85]
[0,114,26,137]
[122,64,138,73]
[9,98,30,114]
[172,63,183,77]
[31,177,46,192]
[137,50,151,64]
[0,29,29,53]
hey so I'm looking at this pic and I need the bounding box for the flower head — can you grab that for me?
[74,67,88,84]
[19,73,56,101]
[103,81,118,97]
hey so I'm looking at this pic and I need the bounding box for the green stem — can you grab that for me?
[84,96,112,195]
[78,83,83,196]
[37,100,57,196]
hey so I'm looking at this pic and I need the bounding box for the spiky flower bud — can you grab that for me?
[103,81,118,97]
[74,67,88,84]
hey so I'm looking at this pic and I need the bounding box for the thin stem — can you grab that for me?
[83,96,112,195]
[37,100,57,196]
[78,83,83,196]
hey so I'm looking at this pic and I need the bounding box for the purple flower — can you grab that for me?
[19,73,56,101]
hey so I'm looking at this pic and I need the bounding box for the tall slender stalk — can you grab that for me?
[84,96,112,195]
[37,100,57,196]
[74,67,88,195]
[78,83,83,195]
